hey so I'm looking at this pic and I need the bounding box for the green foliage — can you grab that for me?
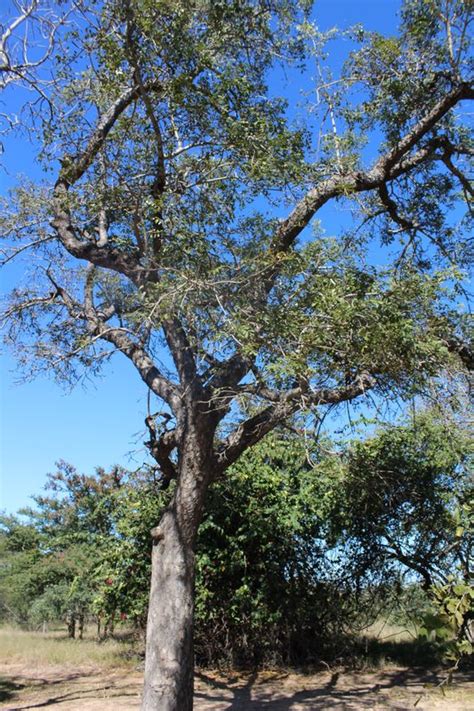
[0,463,131,632]
[195,434,332,665]
[2,0,471,403]
[92,470,167,627]
[327,409,472,590]
[419,495,474,665]
[3,407,471,666]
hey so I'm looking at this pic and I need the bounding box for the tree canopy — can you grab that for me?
[1,1,472,708]
[2,0,472,437]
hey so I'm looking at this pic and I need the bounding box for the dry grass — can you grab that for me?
[362,619,419,643]
[0,625,136,669]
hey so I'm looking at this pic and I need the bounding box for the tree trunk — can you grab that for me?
[78,614,84,640]
[67,615,76,639]
[141,437,212,711]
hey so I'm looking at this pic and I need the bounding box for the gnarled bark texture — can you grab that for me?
[141,430,213,711]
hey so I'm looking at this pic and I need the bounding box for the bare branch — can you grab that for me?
[378,183,417,231]
[96,207,109,248]
[0,1,67,94]
[0,234,56,266]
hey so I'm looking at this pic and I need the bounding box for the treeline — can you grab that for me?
[1,410,472,667]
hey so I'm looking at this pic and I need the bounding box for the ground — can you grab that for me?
[1,627,473,710]
[1,662,474,710]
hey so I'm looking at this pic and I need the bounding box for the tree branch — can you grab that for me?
[45,267,183,413]
[144,418,177,488]
[378,183,417,231]
[51,81,161,281]
[274,82,473,253]
[216,372,375,469]
[59,82,160,187]
[446,336,474,371]
[207,87,473,397]
[162,319,201,397]
[0,1,65,94]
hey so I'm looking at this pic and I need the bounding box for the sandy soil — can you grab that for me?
[1,662,473,710]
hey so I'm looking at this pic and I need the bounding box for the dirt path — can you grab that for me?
[1,662,473,710]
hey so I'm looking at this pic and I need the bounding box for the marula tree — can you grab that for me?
[1,0,473,709]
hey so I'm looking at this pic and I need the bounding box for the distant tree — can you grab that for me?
[0,516,95,636]
[328,407,474,668]
[0,514,40,625]
[91,466,165,634]
[0,462,127,636]
[330,409,473,591]
[1,1,472,708]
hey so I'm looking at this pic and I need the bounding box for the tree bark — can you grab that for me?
[141,432,213,711]
[67,614,76,639]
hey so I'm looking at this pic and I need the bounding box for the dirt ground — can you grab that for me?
[1,662,473,710]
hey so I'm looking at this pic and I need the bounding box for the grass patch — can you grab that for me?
[342,620,443,670]
[362,619,420,643]
[0,625,138,669]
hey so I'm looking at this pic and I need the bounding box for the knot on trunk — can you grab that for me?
[150,525,164,544]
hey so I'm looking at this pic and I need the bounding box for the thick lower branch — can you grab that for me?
[216,373,375,469]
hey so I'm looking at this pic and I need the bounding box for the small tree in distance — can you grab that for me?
[1,1,472,709]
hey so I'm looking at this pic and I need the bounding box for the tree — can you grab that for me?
[24,461,129,636]
[0,462,125,635]
[0,514,41,625]
[0,514,96,634]
[1,0,473,708]
[330,409,473,591]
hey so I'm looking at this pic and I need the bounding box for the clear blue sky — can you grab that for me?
[0,0,401,514]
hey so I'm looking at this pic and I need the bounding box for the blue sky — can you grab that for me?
[0,0,402,514]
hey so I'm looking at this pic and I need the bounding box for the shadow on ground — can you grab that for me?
[0,679,25,703]
[356,637,441,668]
[0,670,133,710]
[1,638,472,710]
[195,667,465,710]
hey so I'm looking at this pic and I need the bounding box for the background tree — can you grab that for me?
[0,514,40,625]
[1,1,472,709]
[330,409,473,592]
[0,462,127,636]
[329,406,474,669]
